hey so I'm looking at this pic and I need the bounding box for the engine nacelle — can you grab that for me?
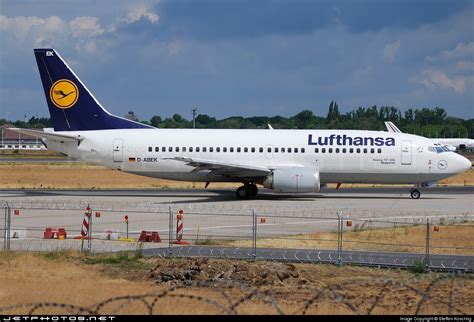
[263,168,320,193]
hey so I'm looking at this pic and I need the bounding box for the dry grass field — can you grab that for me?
[0,162,472,189]
[225,223,474,255]
[0,251,472,315]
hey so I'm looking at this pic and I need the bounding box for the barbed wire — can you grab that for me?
[0,275,471,315]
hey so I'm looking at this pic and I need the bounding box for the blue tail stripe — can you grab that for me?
[34,48,152,131]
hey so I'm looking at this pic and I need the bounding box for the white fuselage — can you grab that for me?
[44,128,471,186]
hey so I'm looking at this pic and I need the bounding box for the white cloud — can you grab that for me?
[0,15,68,47]
[69,17,105,38]
[0,5,159,54]
[420,69,466,93]
[383,39,400,63]
[427,42,474,62]
[455,61,474,72]
[123,4,160,24]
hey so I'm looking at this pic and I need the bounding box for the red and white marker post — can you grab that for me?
[173,209,190,245]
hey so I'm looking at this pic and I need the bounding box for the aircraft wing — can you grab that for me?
[7,128,83,143]
[164,157,271,178]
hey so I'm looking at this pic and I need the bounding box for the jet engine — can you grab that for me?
[263,168,320,193]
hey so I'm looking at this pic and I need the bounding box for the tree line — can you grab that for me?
[1,102,473,138]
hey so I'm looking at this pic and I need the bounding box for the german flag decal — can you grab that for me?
[128,157,136,162]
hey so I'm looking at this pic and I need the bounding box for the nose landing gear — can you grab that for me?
[410,188,421,199]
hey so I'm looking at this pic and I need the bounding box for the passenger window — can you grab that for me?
[356,148,360,153]
[182,147,186,152]
[294,148,298,153]
[378,148,382,153]
[314,148,319,153]
[363,148,367,153]
[210,147,214,152]
[216,147,220,152]
[281,147,285,153]
[189,147,193,152]
[148,147,152,152]
[321,148,326,153]
[335,148,339,153]
[196,147,200,152]
[251,147,255,153]
[274,147,279,153]
[155,147,159,152]
[168,147,172,152]
[162,147,166,152]
[244,147,248,152]
[328,148,332,153]
[223,147,227,152]
[230,147,234,152]
[259,147,264,153]
[301,148,305,153]
[203,147,207,152]
[288,148,292,153]
[267,147,271,153]
[370,148,374,153]
[349,148,353,153]
[175,147,179,152]
[237,147,241,152]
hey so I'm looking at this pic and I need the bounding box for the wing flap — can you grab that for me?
[164,157,271,178]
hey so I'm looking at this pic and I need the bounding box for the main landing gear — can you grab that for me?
[236,183,258,199]
[410,188,421,199]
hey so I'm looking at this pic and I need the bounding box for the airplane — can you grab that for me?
[9,48,472,200]
[385,121,474,152]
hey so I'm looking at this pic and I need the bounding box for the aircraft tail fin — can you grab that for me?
[384,121,402,133]
[34,48,153,131]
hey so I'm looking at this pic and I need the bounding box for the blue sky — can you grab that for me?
[1,0,473,122]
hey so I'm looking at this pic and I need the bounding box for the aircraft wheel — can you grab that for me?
[410,189,421,199]
[247,184,258,197]
[236,186,249,199]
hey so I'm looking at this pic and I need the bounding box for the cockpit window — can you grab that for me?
[429,146,450,154]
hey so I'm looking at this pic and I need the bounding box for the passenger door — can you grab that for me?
[113,139,123,162]
[401,141,412,165]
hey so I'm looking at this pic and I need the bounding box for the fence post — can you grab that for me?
[337,211,343,265]
[168,206,173,257]
[425,219,430,270]
[252,209,257,260]
[3,203,6,251]
[6,203,11,251]
[3,202,11,251]
[87,206,92,253]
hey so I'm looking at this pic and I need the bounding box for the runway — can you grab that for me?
[2,187,472,272]
[1,186,472,217]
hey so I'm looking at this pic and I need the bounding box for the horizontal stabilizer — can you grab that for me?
[7,128,83,143]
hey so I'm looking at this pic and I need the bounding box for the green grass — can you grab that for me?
[411,259,427,274]
[83,248,151,271]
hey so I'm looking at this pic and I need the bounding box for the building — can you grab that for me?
[125,111,138,121]
[0,124,46,150]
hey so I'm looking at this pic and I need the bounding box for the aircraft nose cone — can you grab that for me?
[455,154,472,173]
[462,156,472,172]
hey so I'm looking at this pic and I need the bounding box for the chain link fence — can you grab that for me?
[1,201,473,272]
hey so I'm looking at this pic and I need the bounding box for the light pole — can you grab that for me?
[192,108,197,129]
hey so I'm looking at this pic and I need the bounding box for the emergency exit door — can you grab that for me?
[401,141,412,165]
[113,139,123,162]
